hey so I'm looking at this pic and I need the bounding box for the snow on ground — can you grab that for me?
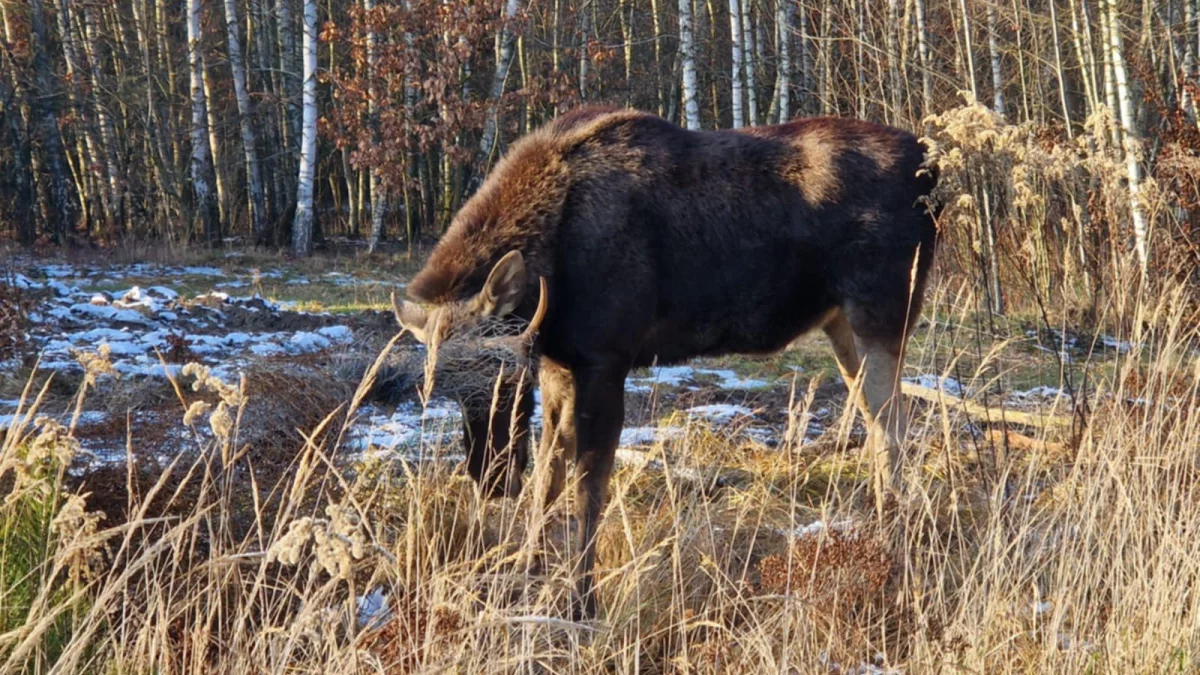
[12,265,363,384]
[347,400,464,461]
[625,365,771,393]
[902,374,966,397]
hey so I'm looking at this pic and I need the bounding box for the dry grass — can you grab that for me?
[1,273,1196,675]
[4,107,1200,674]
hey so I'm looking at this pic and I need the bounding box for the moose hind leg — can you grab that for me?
[855,337,907,516]
[822,309,868,418]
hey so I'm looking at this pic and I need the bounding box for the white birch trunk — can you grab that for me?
[886,0,902,121]
[365,0,386,252]
[187,0,220,244]
[741,0,757,124]
[1104,0,1149,279]
[1183,0,1196,118]
[679,0,701,129]
[915,0,933,120]
[1098,0,1122,148]
[476,0,522,171]
[986,2,1005,117]
[774,0,791,122]
[223,0,267,242]
[579,0,592,100]
[291,0,317,256]
[729,0,745,128]
[959,0,979,102]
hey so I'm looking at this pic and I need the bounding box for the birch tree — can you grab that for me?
[741,0,757,124]
[729,0,746,127]
[223,0,268,243]
[476,0,523,175]
[365,0,386,253]
[187,0,220,244]
[773,0,791,123]
[987,2,1006,116]
[679,0,701,129]
[1105,0,1149,279]
[914,0,933,121]
[292,0,318,256]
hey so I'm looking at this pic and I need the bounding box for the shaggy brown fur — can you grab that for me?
[394,106,941,619]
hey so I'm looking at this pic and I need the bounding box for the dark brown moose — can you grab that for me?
[393,105,940,618]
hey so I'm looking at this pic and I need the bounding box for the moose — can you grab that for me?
[392,105,940,618]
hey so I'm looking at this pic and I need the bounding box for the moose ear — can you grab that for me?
[392,292,432,343]
[476,250,527,316]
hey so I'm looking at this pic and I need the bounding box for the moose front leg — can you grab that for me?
[569,362,626,620]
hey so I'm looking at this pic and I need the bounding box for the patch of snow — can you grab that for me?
[903,374,966,397]
[316,325,353,342]
[179,266,224,277]
[356,588,392,629]
[287,331,332,354]
[619,426,686,447]
[249,343,285,357]
[1098,334,1135,353]
[1008,386,1066,404]
[69,303,152,326]
[686,404,754,423]
[626,365,771,393]
[13,274,42,289]
[98,339,147,357]
[40,264,79,278]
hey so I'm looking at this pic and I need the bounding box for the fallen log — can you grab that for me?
[901,381,1075,430]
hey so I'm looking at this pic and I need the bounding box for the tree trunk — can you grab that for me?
[292,0,317,256]
[201,54,230,231]
[476,0,522,176]
[651,0,665,114]
[29,0,81,243]
[679,0,701,129]
[741,0,757,124]
[729,0,745,127]
[914,0,933,123]
[365,0,386,252]
[619,0,633,105]
[1049,0,1074,137]
[1104,0,1150,280]
[885,0,902,121]
[0,69,36,244]
[223,0,269,243]
[82,4,124,231]
[1068,0,1099,118]
[1098,0,1122,148]
[986,2,1005,116]
[579,0,593,100]
[774,0,791,123]
[959,0,979,102]
[278,0,301,143]
[188,0,221,245]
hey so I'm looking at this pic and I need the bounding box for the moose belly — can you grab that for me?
[633,292,837,368]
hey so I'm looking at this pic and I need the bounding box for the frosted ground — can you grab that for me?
[2,258,1105,476]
